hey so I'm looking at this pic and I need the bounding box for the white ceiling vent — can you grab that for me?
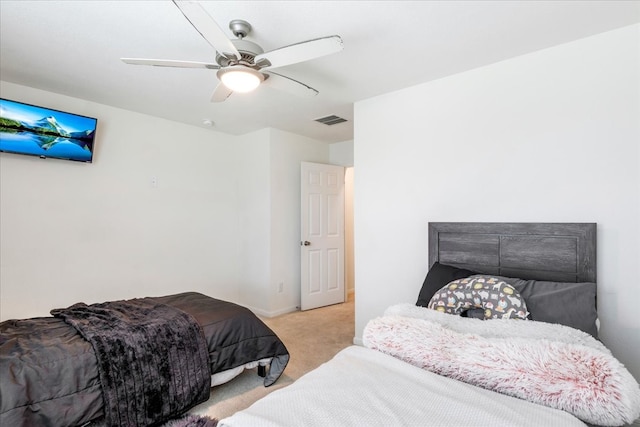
[314,115,347,126]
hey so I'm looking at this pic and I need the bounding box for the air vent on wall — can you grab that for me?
[314,115,347,126]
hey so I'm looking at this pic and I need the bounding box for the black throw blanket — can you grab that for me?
[51,298,211,427]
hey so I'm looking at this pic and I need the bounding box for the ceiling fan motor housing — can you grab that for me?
[216,38,264,68]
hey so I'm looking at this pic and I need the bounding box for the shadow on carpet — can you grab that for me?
[163,414,218,427]
[88,414,217,427]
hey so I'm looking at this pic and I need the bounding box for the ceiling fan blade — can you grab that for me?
[121,58,219,69]
[211,82,233,102]
[263,71,319,98]
[172,0,240,60]
[255,35,343,69]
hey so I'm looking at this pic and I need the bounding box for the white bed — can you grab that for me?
[219,223,640,427]
[220,345,586,427]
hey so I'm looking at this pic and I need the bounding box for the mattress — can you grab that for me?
[219,345,586,427]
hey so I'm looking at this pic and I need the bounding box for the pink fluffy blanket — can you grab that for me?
[363,304,640,426]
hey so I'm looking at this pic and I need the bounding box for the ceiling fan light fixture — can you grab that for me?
[218,66,264,93]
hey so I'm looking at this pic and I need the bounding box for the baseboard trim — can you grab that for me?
[247,304,299,318]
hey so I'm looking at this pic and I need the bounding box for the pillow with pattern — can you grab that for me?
[427,276,529,320]
[416,262,477,307]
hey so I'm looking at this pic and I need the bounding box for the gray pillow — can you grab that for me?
[473,275,598,338]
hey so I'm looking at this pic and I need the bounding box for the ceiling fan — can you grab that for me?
[121,0,344,102]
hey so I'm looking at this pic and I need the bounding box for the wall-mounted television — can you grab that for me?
[0,98,98,163]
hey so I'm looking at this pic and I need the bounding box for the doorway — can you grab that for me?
[344,167,354,299]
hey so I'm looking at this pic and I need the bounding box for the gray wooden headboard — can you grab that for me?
[428,222,596,283]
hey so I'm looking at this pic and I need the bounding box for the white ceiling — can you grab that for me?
[1,1,638,143]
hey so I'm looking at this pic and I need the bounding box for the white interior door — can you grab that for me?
[300,162,345,310]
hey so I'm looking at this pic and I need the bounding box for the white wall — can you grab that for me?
[0,82,331,321]
[0,81,243,319]
[330,140,354,167]
[235,129,272,311]
[354,24,640,380]
[269,129,330,315]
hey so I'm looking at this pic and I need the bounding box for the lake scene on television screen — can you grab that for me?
[0,99,97,162]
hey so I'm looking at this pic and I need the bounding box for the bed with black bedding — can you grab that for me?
[0,292,289,427]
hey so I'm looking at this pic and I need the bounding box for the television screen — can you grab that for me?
[0,98,98,163]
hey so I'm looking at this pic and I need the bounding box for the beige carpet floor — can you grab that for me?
[189,293,355,420]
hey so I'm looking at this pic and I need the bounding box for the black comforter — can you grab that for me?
[51,297,212,427]
[0,292,289,427]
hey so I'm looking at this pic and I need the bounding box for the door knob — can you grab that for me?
[301,241,311,246]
